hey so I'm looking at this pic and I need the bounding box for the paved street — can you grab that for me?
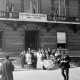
[12,67,80,80]
[0,67,80,80]
[0,59,79,80]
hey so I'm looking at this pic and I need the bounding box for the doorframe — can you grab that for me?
[24,30,39,50]
[0,30,4,50]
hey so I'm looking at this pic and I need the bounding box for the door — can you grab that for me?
[25,31,39,50]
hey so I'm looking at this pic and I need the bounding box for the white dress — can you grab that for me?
[26,53,32,64]
[37,52,43,69]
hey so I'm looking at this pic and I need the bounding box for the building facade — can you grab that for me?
[0,0,80,56]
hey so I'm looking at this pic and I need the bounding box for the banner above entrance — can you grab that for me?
[19,13,47,22]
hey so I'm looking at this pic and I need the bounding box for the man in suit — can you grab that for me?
[60,52,71,80]
[0,54,14,80]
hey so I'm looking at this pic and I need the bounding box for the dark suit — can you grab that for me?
[60,55,71,80]
[20,53,25,67]
[31,53,37,69]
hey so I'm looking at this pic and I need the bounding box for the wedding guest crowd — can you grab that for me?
[19,48,66,70]
[0,48,70,80]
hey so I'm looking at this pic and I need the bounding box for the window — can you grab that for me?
[30,0,38,14]
[54,0,66,16]
[7,3,14,12]
[57,32,66,49]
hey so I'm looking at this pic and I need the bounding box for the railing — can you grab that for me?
[0,11,80,23]
[0,11,19,19]
[47,15,80,22]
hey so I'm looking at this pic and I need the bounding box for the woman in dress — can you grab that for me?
[26,48,32,69]
[36,50,43,70]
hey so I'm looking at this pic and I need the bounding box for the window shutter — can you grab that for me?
[65,0,69,16]
[51,0,54,10]
[78,0,80,17]
[0,0,6,11]
[69,0,78,16]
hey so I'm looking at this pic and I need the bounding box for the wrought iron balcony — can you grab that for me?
[47,15,80,22]
[0,11,19,19]
[0,11,79,23]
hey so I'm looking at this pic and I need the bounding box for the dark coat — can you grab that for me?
[0,59,14,80]
[60,55,71,69]
[20,53,25,63]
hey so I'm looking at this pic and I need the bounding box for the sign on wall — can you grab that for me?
[57,32,66,43]
[19,13,47,22]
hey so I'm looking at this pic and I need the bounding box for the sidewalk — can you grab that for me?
[14,63,77,71]
[0,62,79,80]
[0,56,77,71]
[13,67,80,80]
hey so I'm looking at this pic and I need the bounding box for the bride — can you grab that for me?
[36,49,43,70]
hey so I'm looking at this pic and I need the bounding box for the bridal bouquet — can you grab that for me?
[43,60,54,69]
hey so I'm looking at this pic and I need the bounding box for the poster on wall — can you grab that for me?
[57,32,66,43]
